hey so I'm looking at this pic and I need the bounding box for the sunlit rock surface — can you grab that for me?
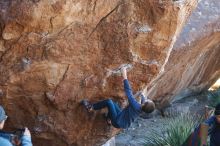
[0,0,198,145]
[148,0,220,108]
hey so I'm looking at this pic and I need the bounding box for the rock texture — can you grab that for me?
[148,0,220,108]
[0,0,198,146]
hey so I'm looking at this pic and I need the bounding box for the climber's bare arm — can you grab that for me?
[121,67,127,80]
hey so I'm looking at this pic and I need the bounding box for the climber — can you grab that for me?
[204,103,220,146]
[81,66,155,129]
[0,105,33,146]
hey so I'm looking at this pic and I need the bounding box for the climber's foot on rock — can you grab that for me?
[80,99,93,112]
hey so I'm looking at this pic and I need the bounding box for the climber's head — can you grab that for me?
[134,91,155,113]
[0,106,7,129]
[215,103,220,123]
[141,99,155,113]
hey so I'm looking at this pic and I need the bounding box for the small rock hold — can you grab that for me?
[0,40,6,52]
[2,22,24,40]
[45,92,55,102]
[136,24,152,33]
[107,64,133,76]
[21,57,32,70]
[0,89,3,97]
[33,126,44,133]
[37,115,48,122]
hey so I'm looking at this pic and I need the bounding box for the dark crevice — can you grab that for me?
[53,64,70,97]
[88,1,125,38]
[57,22,75,36]
[49,16,57,32]
[93,0,98,12]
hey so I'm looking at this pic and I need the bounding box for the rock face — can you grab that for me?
[0,0,199,145]
[148,0,220,107]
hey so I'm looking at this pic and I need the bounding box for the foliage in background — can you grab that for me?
[144,113,203,146]
[206,87,220,108]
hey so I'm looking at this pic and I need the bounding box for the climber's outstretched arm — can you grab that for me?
[121,67,141,110]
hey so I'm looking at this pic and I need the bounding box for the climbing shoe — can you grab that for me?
[80,99,93,112]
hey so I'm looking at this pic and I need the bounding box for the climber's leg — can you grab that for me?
[93,99,118,122]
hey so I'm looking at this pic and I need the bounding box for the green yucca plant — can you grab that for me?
[144,113,203,146]
[207,87,220,108]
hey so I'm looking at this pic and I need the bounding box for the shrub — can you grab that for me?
[207,87,220,108]
[144,113,203,146]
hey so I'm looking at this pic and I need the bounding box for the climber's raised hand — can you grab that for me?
[121,66,127,79]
